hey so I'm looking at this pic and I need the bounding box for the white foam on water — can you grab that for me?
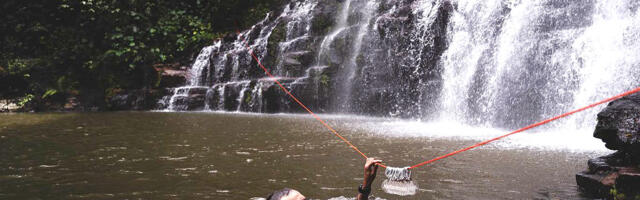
[151,110,612,153]
[353,119,612,153]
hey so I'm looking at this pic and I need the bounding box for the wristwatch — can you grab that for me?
[358,184,371,195]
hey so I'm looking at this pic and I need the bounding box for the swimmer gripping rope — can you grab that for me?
[238,27,640,195]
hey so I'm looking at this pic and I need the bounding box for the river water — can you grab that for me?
[0,112,610,199]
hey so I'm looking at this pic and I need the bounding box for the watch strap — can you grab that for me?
[358,184,371,194]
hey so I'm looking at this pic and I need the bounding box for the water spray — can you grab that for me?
[239,22,640,196]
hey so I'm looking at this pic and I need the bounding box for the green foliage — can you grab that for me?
[0,0,287,110]
[611,187,627,200]
[245,92,253,104]
[320,74,330,88]
[42,89,58,99]
[18,94,35,107]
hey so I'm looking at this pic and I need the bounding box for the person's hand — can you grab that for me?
[363,157,382,188]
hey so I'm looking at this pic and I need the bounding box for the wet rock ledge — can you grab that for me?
[577,93,640,199]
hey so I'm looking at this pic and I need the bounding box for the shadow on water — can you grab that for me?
[0,112,605,199]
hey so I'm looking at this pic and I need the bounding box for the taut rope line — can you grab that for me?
[236,31,379,166]
[408,85,640,169]
[238,30,640,170]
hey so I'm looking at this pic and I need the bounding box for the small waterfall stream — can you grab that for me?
[164,0,640,131]
[166,44,218,111]
[315,0,352,67]
[335,0,379,112]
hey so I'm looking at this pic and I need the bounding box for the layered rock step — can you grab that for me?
[160,76,332,113]
[577,94,640,198]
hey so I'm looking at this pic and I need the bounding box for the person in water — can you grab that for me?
[267,157,383,200]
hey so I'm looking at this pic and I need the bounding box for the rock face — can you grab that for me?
[162,0,455,116]
[594,94,640,160]
[576,153,640,198]
[577,94,640,199]
[162,0,640,131]
[108,89,169,111]
[107,64,185,110]
[154,63,188,88]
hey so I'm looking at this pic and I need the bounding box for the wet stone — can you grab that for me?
[576,172,612,197]
[578,94,640,198]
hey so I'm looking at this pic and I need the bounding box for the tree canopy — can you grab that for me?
[0,0,286,110]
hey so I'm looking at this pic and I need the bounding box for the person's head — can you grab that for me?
[266,188,305,200]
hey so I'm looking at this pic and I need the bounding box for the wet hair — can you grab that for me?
[267,188,292,200]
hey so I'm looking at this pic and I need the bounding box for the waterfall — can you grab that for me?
[439,0,505,125]
[568,0,640,128]
[235,81,251,111]
[163,0,318,111]
[315,0,352,67]
[274,1,317,76]
[439,0,640,129]
[166,44,217,111]
[164,0,640,131]
[189,43,219,86]
[335,0,379,112]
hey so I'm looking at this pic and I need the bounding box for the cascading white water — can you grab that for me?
[160,0,317,112]
[166,0,640,143]
[166,45,217,111]
[235,81,251,111]
[315,0,352,66]
[337,0,379,112]
[217,84,226,109]
[189,44,218,86]
[568,0,640,128]
[439,0,640,130]
[274,1,317,76]
[439,0,505,124]
[250,82,264,112]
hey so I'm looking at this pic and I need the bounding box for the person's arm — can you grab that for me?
[357,158,382,200]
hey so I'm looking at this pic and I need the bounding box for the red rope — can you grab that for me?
[409,86,640,169]
[238,30,640,170]
[236,31,382,166]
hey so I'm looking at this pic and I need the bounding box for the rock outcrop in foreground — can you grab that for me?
[577,93,640,199]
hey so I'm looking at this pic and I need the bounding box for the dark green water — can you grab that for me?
[0,112,605,199]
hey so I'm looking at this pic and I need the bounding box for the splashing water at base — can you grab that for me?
[353,119,612,153]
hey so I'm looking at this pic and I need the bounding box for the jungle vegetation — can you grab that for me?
[0,0,286,110]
